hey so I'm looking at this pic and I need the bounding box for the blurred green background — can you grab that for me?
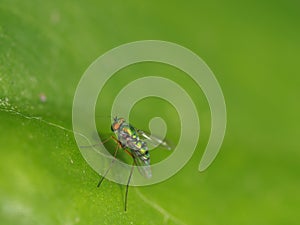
[0,0,299,225]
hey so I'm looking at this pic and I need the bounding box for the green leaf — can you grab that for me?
[0,2,188,225]
[1,1,300,225]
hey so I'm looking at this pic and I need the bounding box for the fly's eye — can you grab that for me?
[113,123,120,130]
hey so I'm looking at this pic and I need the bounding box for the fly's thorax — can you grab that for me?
[114,123,138,148]
[121,123,137,137]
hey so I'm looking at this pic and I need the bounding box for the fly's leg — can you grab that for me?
[79,135,121,187]
[97,136,122,187]
[124,149,133,157]
[97,143,120,187]
[79,135,115,149]
[124,160,135,211]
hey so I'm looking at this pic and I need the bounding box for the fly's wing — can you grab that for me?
[136,129,172,150]
[131,150,152,178]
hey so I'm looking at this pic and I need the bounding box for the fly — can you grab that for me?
[97,116,171,211]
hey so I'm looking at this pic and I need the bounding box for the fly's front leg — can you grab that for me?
[79,135,116,149]
[97,136,122,187]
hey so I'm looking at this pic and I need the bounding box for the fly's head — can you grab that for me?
[111,117,125,132]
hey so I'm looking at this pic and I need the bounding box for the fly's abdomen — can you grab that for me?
[116,123,150,164]
[133,140,150,163]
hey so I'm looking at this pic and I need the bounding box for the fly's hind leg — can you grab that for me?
[124,160,135,211]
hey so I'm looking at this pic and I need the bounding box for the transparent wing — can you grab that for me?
[136,129,172,150]
[131,150,152,178]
